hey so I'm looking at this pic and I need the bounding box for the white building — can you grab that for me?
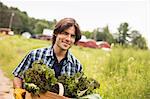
[42,29,53,36]
[22,32,31,39]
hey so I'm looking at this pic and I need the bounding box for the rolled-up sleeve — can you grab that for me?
[12,51,32,79]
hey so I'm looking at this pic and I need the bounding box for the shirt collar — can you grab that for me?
[67,51,73,63]
[45,46,54,59]
[45,46,73,63]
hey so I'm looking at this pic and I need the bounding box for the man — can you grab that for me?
[13,18,82,98]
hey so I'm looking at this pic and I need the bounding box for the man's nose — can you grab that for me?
[65,35,71,41]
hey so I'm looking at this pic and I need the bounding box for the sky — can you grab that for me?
[1,0,150,48]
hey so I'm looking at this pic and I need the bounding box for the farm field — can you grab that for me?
[0,35,150,99]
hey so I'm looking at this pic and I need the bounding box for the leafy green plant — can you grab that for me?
[23,60,57,95]
[23,60,100,98]
[58,72,100,98]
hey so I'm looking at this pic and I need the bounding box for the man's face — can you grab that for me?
[54,26,76,51]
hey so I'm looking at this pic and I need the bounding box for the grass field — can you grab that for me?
[0,35,150,99]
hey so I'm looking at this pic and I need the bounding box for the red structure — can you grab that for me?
[77,40,98,48]
[77,40,111,50]
[97,41,111,49]
[0,28,11,35]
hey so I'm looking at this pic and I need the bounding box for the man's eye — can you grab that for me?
[71,35,76,38]
[62,32,68,35]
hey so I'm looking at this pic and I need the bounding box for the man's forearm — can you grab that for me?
[13,77,23,88]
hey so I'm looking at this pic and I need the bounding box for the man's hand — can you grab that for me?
[14,88,26,99]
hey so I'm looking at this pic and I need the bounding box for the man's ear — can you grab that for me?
[54,34,57,37]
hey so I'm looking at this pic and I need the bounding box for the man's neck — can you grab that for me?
[53,44,67,62]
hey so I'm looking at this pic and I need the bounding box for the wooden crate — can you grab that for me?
[25,91,69,99]
[25,83,69,99]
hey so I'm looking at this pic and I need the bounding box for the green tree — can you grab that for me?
[130,30,148,49]
[0,2,56,35]
[0,2,10,28]
[92,26,114,44]
[12,10,31,34]
[48,19,57,30]
[82,31,93,39]
[33,21,49,34]
[103,26,114,43]
[117,22,130,45]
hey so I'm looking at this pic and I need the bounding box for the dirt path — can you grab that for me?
[0,69,14,99]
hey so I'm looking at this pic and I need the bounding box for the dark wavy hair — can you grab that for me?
[52,18,81,45]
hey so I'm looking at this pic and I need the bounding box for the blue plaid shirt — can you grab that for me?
[13,46,82,79]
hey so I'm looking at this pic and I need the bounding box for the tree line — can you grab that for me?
[0,2,148,49]
[0,2,56,35]
[82,23,148,49]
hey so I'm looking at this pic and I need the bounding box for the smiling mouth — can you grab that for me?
[62,42,70,46]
